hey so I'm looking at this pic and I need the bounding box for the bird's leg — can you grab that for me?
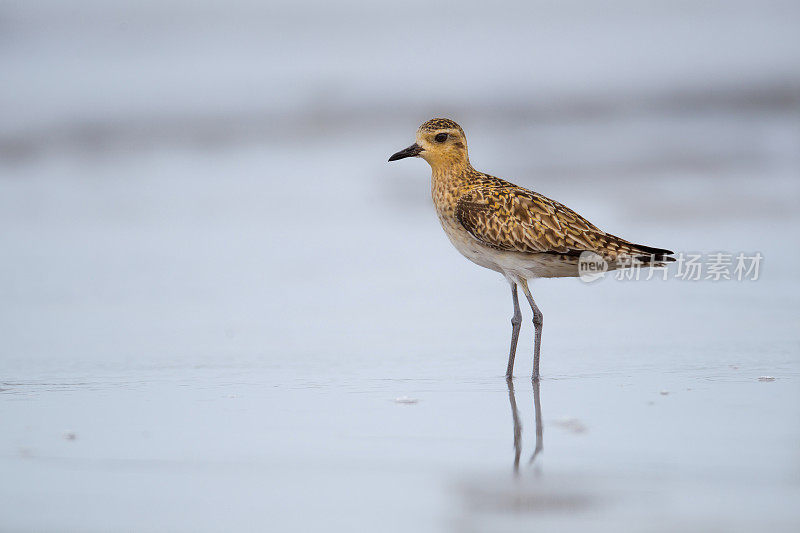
[518,278,544,381]
[506,377,522,474]
[506,282,522,378]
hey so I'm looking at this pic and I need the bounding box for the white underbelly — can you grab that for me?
[439,217,580,279]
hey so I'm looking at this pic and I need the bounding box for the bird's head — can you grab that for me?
[388,118,469,170]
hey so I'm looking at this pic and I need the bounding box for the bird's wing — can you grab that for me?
[454,186,645,258]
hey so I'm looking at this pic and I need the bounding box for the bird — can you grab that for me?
[388,118,674,380]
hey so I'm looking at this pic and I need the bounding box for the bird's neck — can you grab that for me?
[430,161,474,217]
[427,154,470,174]
[429,158,472,183]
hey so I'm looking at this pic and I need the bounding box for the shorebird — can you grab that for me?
[389,118,673,380]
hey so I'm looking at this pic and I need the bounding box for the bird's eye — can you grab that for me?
[434,133,448,143]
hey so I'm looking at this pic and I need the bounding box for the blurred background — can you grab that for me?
[1,1,799,532]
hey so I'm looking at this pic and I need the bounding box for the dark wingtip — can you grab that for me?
[628,242,675,263]
[632,243,674,257]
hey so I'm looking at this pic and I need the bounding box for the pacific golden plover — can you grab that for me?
[389,118,674,380]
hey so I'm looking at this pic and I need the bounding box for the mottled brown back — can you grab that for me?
[453,170,673,262]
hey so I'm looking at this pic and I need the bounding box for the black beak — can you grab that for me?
[388,143,423,162]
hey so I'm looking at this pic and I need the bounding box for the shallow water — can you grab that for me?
[2,116,799,530]
[2,1,800,530]
[3,371,799,533]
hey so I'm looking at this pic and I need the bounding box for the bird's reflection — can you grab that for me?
[506,377,543,474]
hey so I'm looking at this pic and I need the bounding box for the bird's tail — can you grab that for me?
[603,234,676,266]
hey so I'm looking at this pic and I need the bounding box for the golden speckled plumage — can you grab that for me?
[389,118,674,378]
[449,168,665,261]
[414,118,673,278]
